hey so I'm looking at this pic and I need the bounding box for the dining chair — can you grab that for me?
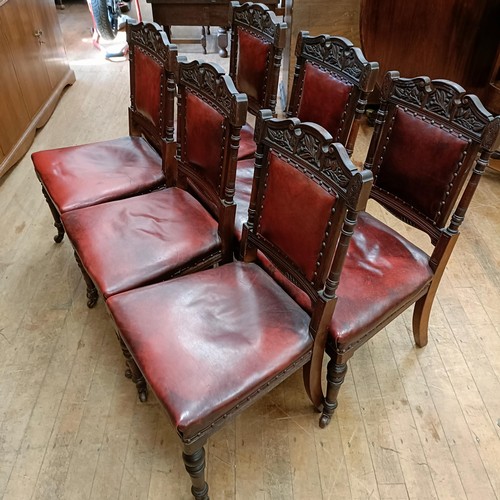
[229,1,287,160]
[319,74,500,426]
[105,110,373,499]
[234,31,379,240]
[32,21,177,243]
[60,59,247,326]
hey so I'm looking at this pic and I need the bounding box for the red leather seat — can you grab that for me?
[258,210,434,350]
[108,262,312,438]
[32,22,177,243]
[61,188,220,298]
[33,136,163,214]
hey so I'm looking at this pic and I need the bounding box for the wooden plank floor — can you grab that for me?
[1,1,500,498]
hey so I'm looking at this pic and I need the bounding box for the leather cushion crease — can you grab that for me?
[61,188,220,298]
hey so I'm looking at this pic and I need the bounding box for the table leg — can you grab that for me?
[217,27,228,58]
[165,26,173,42]
[201,26,207,54]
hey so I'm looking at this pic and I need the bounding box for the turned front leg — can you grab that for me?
[183,446,209,500]
[320,358,348,428]
[115,332,148,402]
[41,186,65,243]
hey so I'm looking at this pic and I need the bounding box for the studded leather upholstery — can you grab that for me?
[235,28,272,107]
[296,62,353,140]
[376,109,468,222]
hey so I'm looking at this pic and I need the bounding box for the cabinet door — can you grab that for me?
[29,0,70,89]
[0,9,31,157]
[0,0,53,118]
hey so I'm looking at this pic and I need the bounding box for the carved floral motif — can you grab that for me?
[425,88,454,118]
[264,121,362,206]
[454,105,487,134]
[322,158,350,188]
[234,8,275,38]
[267,128,294,152]
[180,65,233,116]
[393,83,424,107]
[302,40,363,79]
[130,26,172,63]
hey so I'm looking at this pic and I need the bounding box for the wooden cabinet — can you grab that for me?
[0,0,75,178]
[360,0,500,113]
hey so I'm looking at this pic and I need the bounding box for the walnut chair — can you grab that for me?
[229,1,287,160]
[60,59,247,338]
[319,74,500,426]
[32,21,177,243]
[105,111,373,500]
[234,31,379,240]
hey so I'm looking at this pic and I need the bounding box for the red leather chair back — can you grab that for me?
[229,2,287,116]
[134,48,162,128]
[287,32,379,155]
[243,111,373,297]
[175,59,248,260]
[127,22,178,152]
[184,92,226,192]
[296,62,353,141]
[365,73,500,242]
[235,28,272,106]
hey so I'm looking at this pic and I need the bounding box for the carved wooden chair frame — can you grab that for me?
[128,21,178,153]
[107,111,372,499]
[35,21,178,244]
[64,59,247,313]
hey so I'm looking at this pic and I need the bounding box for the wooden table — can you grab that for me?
[147,0,279,57]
